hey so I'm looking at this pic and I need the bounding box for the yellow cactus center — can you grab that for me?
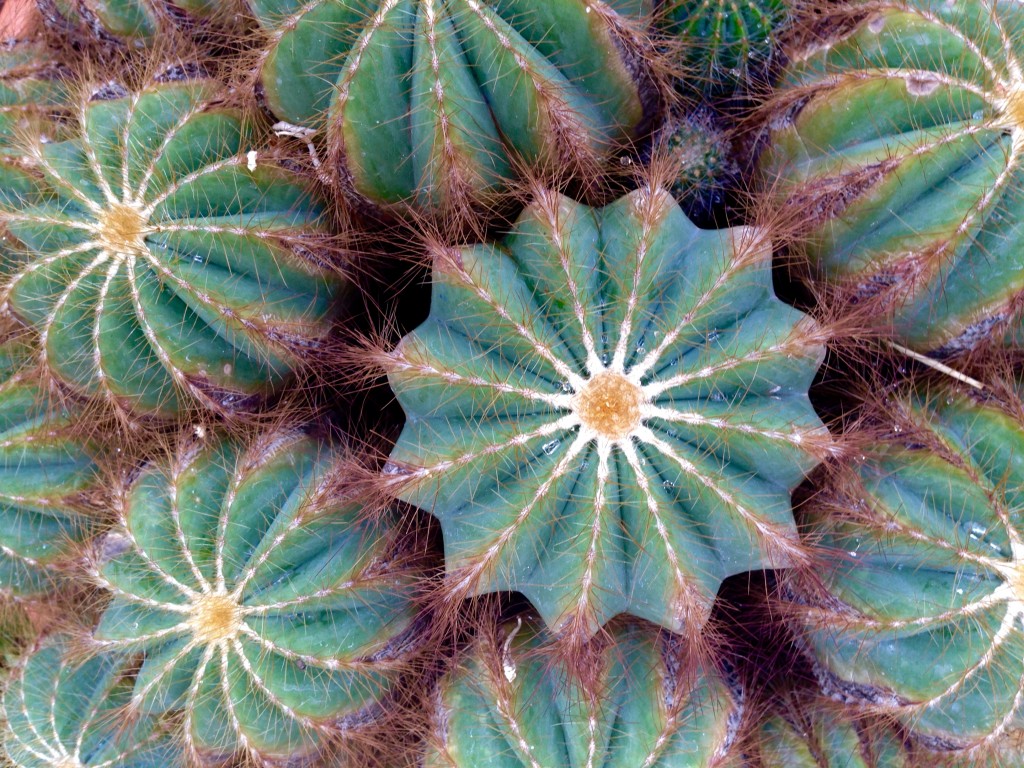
[188,593,241,644]
[98,203,148,256]
[576,373,643,440]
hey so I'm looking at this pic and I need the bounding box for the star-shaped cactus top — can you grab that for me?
[796,390,1024,752]
[3,637,181,768]
[760,0,1024,354]
[0,74,343,417]
[423,616,742,768]
[250,0,650,218]
[386,187,830,638]
[0,334,104,599]
[90,431,422,763]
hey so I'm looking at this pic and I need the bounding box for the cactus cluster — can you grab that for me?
[5,0,1024,765]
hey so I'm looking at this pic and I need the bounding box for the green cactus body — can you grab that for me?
[90,431,421,762]
[759,0,1024,355]
[754,703,909,767]
[3,636,181,768]
[795,391,1024,751]
[423,617,741,767]
[40,0,239,46]
[662,0,786,90]
[0,75,343,417]
[251,0,651,218]
[385,186,829,638]
[0,40,70,152]
[0,335,103,599]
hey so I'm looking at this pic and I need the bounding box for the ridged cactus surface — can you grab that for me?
[760,0,1024,354]
[3,636,179,768]
[0,335,103,599]
[91,431,420,762]
[251,0,650,217]
[753,703,909,767]
[794,391,1024,751]
[39,0,240,45]
[385,186,829,637]
[662,0,786,90]
[0,76,342,417]
[423,616,741,768]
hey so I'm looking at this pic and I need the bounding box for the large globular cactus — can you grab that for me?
[250,0,655,219]
[422,615,742,768]
[0,72,344,418]
[790,387,1024,755]
[89,430,423,763]
[0,332,105,600]
[2,636,180,768]
[382,185,830,639]
[759,0,1024,355]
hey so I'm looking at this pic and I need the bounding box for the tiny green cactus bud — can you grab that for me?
[3,636,181,768]
[0,73,343,417]
[793,389,1024,754]
[662,0,787,91]
[422,616,742,768]
[656,106,737,217]
[251,0,654,219]
[383,185,830,639]
[89,430,423,763]
[759,0,1024,355]
[0,334,103,599]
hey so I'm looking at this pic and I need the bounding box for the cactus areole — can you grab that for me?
[251,0,652,218]
[386,187,829,638]
[760,0,1024,354]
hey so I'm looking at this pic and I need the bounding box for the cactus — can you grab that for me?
[250,0,654,219]
[661,0,787,92]
[3,635,180,768]
[752,699,910,767]
[0,73,344,418]
[0,332,104,600]
[382,185,830,639]
[790,388,1024,754]
[89,430,423,763]
[656,106,738,218]
[759,0,1024,356]
[37,0,244,47]
[422,615,742,768]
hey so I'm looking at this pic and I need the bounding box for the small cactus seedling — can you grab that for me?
[37,0,244,47]
[89,430,422,763]
[0,73,344,418]
[759,0,1024,355]
[751,699,910,767]
[251,0,654,219]
[655,106,738,218]
[791,389,1024,755]
[0,333,104,599]
[383,185,830,639]
[661,0,787,92]
[3,635,181,768]
[422,615,742,768]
